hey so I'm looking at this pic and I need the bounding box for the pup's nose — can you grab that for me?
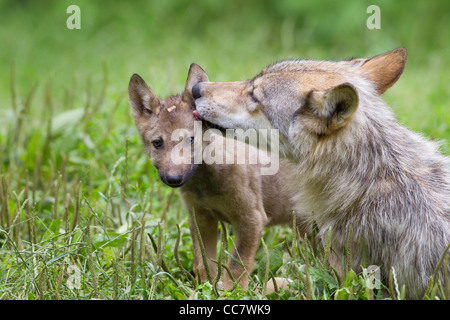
[192,83,202,99]
[165,174,184,187]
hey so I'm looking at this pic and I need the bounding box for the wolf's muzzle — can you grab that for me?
[192,83,202,99]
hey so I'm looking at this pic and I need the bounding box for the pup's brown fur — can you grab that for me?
[194,48,450,299]
[128,64,308,290]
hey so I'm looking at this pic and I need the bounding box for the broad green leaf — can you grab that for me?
[343,269,358,287]
[257,242,284,280]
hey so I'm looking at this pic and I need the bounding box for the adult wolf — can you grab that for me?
[193,48,450,299]
[128,64,308,292]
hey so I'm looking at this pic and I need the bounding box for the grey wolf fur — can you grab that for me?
[128,64,309,291]
[193,48,450,299]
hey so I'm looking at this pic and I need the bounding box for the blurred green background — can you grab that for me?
[1,0,449,125]
[0,0,449,171]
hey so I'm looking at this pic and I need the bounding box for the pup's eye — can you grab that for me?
[189,136,194,145]
[152,139,163,149]
[249,91,259,104]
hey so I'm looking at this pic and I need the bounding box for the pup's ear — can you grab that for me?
[128,74,160,115]
[357,47,407,95]
[295,83,358,135]
[183,63,209,107]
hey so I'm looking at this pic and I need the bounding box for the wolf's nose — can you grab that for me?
[165,174,184,187]
[192,83,202,99]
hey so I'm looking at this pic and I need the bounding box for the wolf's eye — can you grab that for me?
[249,91,259,104]
[189,136,194,145]
[152,139,163,149]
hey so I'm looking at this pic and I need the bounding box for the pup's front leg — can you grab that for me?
[189,209,218,284]
[222,213,265,290]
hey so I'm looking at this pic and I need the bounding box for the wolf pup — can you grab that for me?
[128,64,308,291]
[193,48,450,299]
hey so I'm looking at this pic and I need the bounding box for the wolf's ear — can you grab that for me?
[183,63,209,107]
[128,74,160,115]
[357,47,407,95]
[296,83,358,135]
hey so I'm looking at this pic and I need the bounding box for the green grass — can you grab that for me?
[0,0,449,300]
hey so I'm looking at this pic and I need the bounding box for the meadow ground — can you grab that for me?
[0,0,449,300]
